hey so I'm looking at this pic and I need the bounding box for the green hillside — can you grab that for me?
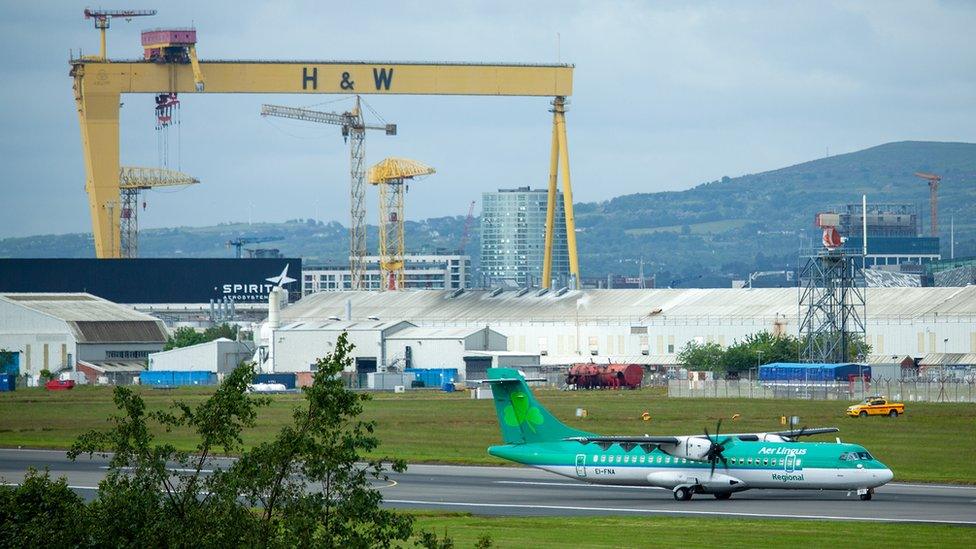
[1,141,973,286]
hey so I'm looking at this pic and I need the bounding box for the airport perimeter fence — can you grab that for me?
[668,378,976,403]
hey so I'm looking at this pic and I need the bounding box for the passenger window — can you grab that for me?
[763,458,768,466]
[640,456,645,463]
[657,456,662,463]
[617,456,622,463]
[601,455,607,463]
[624,456,629,463]
[665,457,671,464]
[747,458,752,465]
[796,459,802,467]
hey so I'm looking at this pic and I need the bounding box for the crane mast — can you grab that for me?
[261,99,396,290]
[82,8,157,60]
[913,171,941,237]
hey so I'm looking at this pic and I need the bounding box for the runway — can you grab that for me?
[2,449,974,525]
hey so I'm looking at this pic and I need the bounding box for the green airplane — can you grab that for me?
[485,368,893,501]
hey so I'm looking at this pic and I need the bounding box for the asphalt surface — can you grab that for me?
[2,449,974,525]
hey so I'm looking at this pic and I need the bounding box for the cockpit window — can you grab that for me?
[857,451,872,460]
[841,451,874,461]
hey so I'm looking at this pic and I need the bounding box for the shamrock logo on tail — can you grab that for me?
[503,391,544,432]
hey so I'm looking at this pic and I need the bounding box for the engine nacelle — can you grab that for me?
[659,436,712,462]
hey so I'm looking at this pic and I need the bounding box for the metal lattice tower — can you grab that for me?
[118,167,200,258]
[368,158,436,290]
[798,249,866,363]
[261,98,395,290]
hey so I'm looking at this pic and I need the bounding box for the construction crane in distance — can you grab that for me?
[368,158,436,291]
[913,171,942,237]
[118,167,199,258]
[227,236,284,259]
[82,8,157,60]
[458,200,476,253]
[261,99,396,290]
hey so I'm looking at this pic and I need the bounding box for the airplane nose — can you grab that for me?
[881,468,894,483]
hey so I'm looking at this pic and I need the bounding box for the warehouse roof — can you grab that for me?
[279,286,976,325]
[0,293,167,343]
[277,319,413,332]
[386,326,500,340]
[919,353,976,366]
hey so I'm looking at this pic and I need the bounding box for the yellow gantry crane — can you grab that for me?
[118,167,200,258]
[260,100,396,290]
[70,12,579,287]
[368,158,436,291]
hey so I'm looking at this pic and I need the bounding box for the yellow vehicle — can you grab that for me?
[846,396,905,418]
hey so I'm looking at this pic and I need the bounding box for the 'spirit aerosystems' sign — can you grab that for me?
[0,258,302,304]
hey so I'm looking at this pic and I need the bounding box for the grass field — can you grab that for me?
[407,513,968,548]
[1,386,974,484]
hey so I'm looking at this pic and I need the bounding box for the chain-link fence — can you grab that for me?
[668,378,976,402]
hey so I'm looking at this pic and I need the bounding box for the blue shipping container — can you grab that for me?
[254,373,296,389]
[0,373,16,392]
[141,371,216,387]
[405,368,458,388]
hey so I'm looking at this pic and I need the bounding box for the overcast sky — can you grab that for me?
[1,1,974,238]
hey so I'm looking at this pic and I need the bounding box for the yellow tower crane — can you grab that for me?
[368,158,435,291]
[118,167,200,258]
[261,100,396,290]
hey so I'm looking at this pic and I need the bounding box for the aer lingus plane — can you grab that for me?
[484,368,893,501]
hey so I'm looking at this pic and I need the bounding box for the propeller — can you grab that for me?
[703,419,732,477]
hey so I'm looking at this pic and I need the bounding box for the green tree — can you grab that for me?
[203,323,239,342]
[163,326,208,351]
[677,341,724,372]
[69,361,266,546]
[229,332,414,547]
[0,469,92,548]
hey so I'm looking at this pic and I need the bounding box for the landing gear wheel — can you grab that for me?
[859,411,868,418]
[673,487,693,501]
[888,410,898,417]
[859,490,874,501]
[713,492,732,500]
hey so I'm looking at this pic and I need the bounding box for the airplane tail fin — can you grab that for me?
[486,368,591,444]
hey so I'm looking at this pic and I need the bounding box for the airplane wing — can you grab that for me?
[564,435,681,451]
[765,427,839,438]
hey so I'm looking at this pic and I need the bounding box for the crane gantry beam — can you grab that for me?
[70,53,577,287]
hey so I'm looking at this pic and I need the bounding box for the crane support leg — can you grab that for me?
[74,78,122,258]
[187,44,205,91]
[542,102,560,289]
[554,97,581,289]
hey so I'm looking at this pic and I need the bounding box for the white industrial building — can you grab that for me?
[302,254,471,294]
[385,326,507,377]
[0,293,168,383]
[148,338,253,374]
[270,319,415,373]
[270,287,976,369]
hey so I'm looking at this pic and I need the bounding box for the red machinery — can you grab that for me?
[45,379,76,391]
[567,363,643,389]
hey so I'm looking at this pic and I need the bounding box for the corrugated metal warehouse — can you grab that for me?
[0,293,168,383]
[385,326,507,377]
[272,287,976,373]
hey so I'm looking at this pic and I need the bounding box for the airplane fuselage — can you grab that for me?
[489,439,893,494]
